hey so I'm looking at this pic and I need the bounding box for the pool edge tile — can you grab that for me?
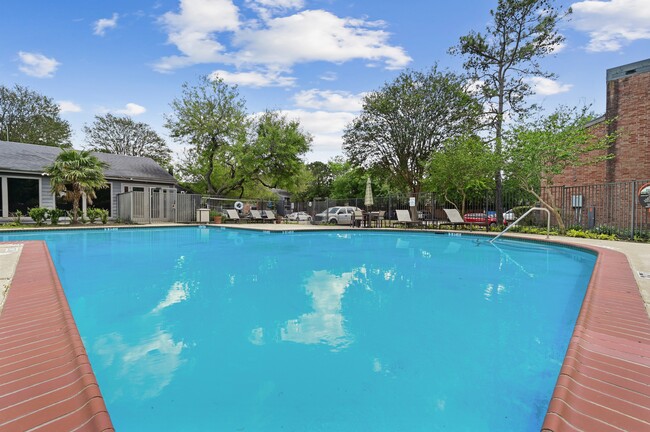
[0,241,114,432]
[542,244,650,432]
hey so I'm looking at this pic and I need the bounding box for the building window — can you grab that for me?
[8,178,39,214]
[92,185,112,216]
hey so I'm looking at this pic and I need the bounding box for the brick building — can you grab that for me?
[552,58,650,186]
[546,59,650,233]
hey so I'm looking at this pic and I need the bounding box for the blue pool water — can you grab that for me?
[1,227,596,431]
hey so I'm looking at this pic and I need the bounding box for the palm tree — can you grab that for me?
[46,149,109,224]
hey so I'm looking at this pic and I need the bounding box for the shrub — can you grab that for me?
[49,209,66,225]
[28,207,49,226]
[11,210,23,224]
[86,208,100,224]
[97,209,109,224]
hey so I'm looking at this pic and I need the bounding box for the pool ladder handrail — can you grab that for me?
[490,207,551,243]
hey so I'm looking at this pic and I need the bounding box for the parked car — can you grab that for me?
[287,211,312,222]
[315,206,362,225]
[463,210,517,226]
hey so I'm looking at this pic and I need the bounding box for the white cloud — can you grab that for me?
[320,71,338,81]
[233,10,411,70]
[58,100,82,113]
[245,0,304,19]
[280,109,356,161]
[155,2,411,75]
[94,13,119,36]
[209,69,295,87]
[294,89,364,111]
[571,0,650,52]
[155,0,240,72]
[527,77,573,96]
[115,103,147,116]
[17,51,60,78]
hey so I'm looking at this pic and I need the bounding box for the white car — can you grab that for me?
[315,206,362,225]
[287,211,312,222]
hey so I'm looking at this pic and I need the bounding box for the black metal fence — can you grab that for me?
[292,179,650,239]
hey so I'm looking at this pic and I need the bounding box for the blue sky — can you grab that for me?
[1,0,649,162]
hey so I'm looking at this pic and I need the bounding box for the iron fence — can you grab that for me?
[116,180,650,239]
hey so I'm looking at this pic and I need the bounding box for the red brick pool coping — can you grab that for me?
[0,235,648,431]
[542,243,650,432]
[0,241,113,431]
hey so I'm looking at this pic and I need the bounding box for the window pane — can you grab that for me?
[8,178,39,214]
[92,186,111,216]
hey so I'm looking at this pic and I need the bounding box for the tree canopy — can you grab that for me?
[0,84,72,147]
[83,113,172,168]
[167,76,311,197]
[45,149,109,224]
[343,67,481,195]
[450,0,569,222]
[506,106,615,231]
[424,135,498,214]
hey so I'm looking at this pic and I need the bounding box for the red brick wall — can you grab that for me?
[551,67,650,186]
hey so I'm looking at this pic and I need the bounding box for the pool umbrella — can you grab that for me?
[364,177,374,208]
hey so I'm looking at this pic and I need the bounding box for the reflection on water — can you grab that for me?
[152,281,190,313]
[280,270,356,350]
[94,330,185,400]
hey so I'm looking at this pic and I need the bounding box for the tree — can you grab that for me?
[167,76,312,198]
[45,149,109,224]
[450,0,569,223]
[343,67,480,196]
[0,84,72,147]
[241,110,312,193]
[165,75,248,196]
[300,161,334,200]
[424,135,498,215]
[506,106,615,232]
[83,114,172,168]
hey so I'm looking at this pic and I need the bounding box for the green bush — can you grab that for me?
[11,210,23,224]
[49,209,66,225]
[96,209,109,224]
[28,207,49,226]
[86,208,100,224]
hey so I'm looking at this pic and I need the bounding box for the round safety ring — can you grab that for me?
[234,201,244,211]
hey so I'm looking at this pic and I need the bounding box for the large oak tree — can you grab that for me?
[343,67,480,196]
[0,84,71,147]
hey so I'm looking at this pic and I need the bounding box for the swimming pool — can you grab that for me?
[1,227,596,431]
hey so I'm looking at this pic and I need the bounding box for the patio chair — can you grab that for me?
[373,210,385,228]
[437,209,474,230]
[249,209,265,223]
[226,209,241,223]
[351,210,364,227]
[263,210,277,223]
[393,209,423,229]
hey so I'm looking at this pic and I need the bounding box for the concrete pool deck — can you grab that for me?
[0,224,648,431]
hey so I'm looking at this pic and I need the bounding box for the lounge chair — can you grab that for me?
[437,209,474,230]
[263,210,277,223]
[393,209,423,229]
[249,209,265,223]
[226,209,241,223]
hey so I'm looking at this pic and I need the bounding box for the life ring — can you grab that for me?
[234,201,244,211]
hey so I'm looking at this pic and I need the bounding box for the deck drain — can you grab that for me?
[638,271,650,279]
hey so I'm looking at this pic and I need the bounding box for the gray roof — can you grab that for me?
[0,140,176,184]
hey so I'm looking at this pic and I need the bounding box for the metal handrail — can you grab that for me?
[490,207,551,243]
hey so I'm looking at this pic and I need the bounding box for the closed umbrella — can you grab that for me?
[364,177,374,227]
[364,177,374,208]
